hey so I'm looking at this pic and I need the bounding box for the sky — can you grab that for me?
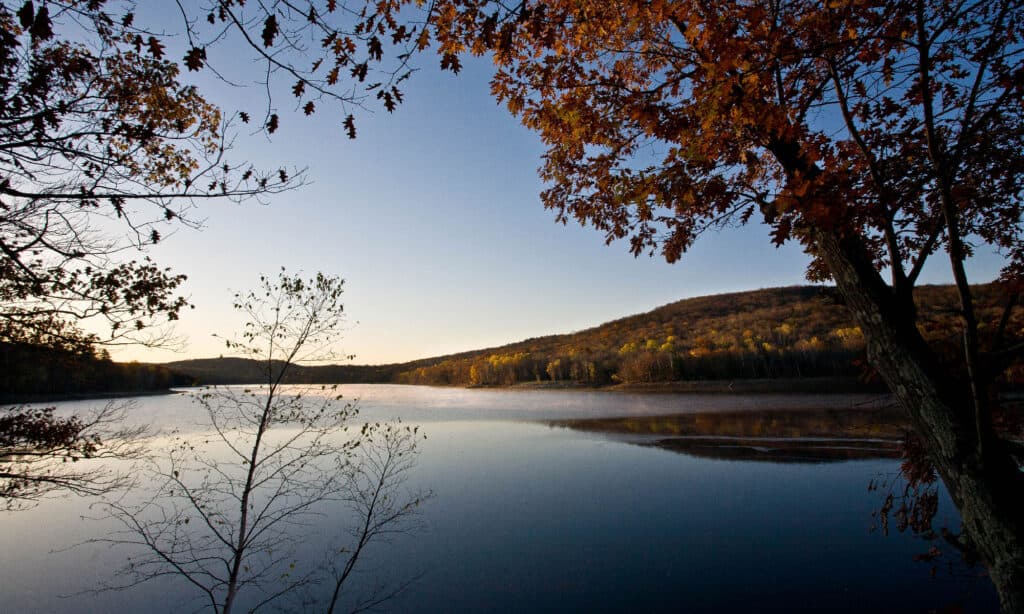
[110,22,1003,366]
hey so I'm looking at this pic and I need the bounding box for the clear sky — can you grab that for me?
[112,46,1002,366]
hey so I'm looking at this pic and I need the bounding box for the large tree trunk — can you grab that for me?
[814,228,1024,613]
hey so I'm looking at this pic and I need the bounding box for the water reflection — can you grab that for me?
[0,388,1006,613]
[550,406,909,463]
[553,403,1023,613]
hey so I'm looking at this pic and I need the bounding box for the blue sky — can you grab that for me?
[114,46,1000,365]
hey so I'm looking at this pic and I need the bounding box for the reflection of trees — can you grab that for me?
[867,431,993,592]
[0,402,146,510]
[560,404,1023,608]
[869,428,1023,595]
[552,406,909,463]
[871,434,945,552]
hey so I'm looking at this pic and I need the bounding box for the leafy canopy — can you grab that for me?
[430,0,1023,289]
[0,0,427,350]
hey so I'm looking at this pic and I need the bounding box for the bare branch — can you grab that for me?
[89,272,427,613]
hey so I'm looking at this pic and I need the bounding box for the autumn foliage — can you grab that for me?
[0,0,429,511]
[396,285,1024,387]
[429,0,1022,279]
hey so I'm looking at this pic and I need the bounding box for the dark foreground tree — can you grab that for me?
[93,271,427,613]
[1,0,422,503]
[0,0,422,349]
[426,0,1024,610]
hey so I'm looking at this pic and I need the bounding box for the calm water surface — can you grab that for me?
[0,385,1000,612]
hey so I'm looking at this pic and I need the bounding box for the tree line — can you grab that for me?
[395,285,1024,388]
[12,283,1020,394]
[162,357,395,386]
[0,341,193,401]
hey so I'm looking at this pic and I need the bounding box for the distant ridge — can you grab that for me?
[159,284,1009,389]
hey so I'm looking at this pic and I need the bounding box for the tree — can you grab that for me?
[1,0,422,349]
[95,271,427,613]
[426,0,1024,610]
[1,0,421,505]
[0,401,145,509]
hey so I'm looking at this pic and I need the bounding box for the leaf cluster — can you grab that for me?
[430,0,1024,288]
[1,0,433,351]
[0,0,300,349]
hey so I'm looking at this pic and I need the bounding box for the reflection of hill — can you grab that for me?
[551,407,910,464]
[649,437,901,462]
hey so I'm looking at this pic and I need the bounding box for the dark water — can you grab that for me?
[0,385,1000,612]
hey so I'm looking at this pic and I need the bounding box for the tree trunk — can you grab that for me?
[814,228,1024,613]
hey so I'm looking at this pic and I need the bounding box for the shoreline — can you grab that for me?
[470,376,889,395]
[1,388,180,405]
[605,376,888,394]
[2,376,888,404]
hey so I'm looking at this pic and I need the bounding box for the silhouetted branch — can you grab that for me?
[86,272,427,613]
[0,401,147,510]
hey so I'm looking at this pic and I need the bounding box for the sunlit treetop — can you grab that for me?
[429,0,1023,291]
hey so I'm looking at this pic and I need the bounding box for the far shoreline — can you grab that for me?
[1,388,181,406]
[2,376,896,405]
[457,375,889,395]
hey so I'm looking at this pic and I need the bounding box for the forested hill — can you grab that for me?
[162,284,1022,389]
[396,285,864,386]
[393,284,1020,387]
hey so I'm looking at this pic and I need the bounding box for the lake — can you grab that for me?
[0,385,1001,612]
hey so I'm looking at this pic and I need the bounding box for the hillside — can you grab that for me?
[395,285,865,386]
[395,284,1024,387]
[162,284,1023,389]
